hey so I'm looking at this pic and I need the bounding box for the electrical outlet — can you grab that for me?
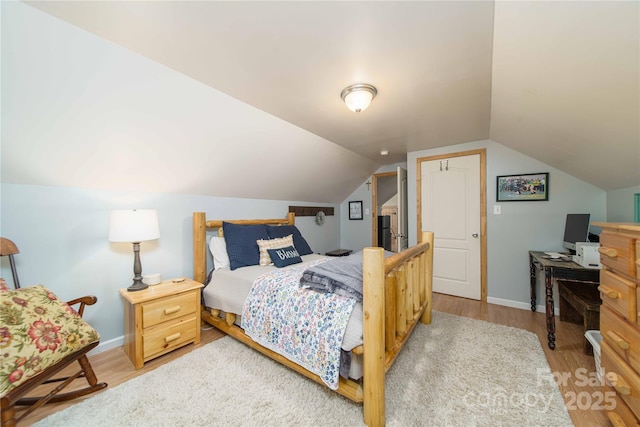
[493,205,502,215]
[364,208,370,215]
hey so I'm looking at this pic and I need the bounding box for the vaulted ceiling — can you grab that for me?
[14,1,640,194]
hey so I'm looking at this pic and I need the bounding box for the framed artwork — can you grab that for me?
[349,201,363,220]
[496,172,549,202]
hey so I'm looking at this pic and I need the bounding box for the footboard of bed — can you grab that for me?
[362,231,434,427]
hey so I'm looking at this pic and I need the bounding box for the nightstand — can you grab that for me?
[119,279,203,369]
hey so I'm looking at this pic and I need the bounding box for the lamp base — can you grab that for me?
[127,280,148,292]
[127,242,149,292]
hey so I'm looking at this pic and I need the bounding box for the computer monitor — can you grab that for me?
[562,213,591,254]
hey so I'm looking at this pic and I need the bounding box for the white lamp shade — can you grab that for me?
[344,90,374,113]
[109,209,160,243]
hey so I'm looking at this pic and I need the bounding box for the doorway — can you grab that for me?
[417,149,487,301]
[372,167,408,252]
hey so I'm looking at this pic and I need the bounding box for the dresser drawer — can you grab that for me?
[606,391,640,427]
[142,290,198,328]
[638,285,640,327]
[143,314,198,359]
[600,269,637,323]
[636,240,640,281]
[602,340,640,419]
[601,305,640,373]
[600,231,637,278]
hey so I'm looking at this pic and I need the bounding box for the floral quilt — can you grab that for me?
[0,279,100,396]
[241,259,356,390]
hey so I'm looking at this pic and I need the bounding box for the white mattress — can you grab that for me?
[202,254,364,378]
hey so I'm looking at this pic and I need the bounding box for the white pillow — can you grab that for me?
[209,236,230,270]
[256,235,294,266]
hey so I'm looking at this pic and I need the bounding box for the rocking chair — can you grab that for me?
[0,238,108,426]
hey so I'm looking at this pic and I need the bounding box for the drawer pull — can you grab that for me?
[165,332,181,343]
[598,246,618,258]
[164,305,181,315]
[607,412,626,427]
[606,330,630,350]
[606,372,632,396]
[598,285,620,299]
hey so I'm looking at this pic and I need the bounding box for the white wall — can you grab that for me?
[606,185,640,222]
[1,1,378,205]
[0,184,339,352]
[0,1,346,353]
[407,140,607,311]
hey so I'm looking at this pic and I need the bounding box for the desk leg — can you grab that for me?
[545,266,556,350]
[529,254,536,312]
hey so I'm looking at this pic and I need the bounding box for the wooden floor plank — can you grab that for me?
[17,294,604,426]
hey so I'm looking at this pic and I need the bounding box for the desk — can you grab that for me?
[529,251,600,349]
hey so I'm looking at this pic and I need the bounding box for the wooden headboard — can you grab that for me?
[192,212,296,283]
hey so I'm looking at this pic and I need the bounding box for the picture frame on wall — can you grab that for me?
[496,172,549,202]
[349,200,363,220]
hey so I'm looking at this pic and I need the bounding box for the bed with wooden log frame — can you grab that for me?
[193,212,434,426]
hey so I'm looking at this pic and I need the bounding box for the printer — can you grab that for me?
[572,242,602,269]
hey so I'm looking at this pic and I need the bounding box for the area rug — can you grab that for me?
[36,311,572,426]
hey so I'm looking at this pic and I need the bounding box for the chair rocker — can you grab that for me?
[0,238,107,426]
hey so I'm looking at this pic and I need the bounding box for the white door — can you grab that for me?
[396,166,409,251]
[421,154,481,300]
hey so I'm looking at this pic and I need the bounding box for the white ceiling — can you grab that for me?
[23,1,640,191]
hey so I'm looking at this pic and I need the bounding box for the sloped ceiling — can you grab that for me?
[7,1,640,200]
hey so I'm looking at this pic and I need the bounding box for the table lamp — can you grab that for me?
[109,209,160,292]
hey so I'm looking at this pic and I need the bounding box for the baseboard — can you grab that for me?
[487,296,560,316]
[89,335,124,356]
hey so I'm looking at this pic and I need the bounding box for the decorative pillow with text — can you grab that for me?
[267,246,302,268]
[256,234,294,266]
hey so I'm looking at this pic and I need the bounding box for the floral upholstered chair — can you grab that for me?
[0,278,107,426]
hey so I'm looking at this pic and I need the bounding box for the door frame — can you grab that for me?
[371,171,397,247]
[416,148,488,302]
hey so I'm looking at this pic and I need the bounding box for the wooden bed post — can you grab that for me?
[420,231,434,325]
[193,212,207,284]
[363,247,385,427]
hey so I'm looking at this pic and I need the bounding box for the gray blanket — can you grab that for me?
[300,251,393,302]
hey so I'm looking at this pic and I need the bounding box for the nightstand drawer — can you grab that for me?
[142,291,198,328]
[143,314,198,359]
[601,305,640,373]
[602,340,640,420]
[599,269,637,323]
[599,231,637,278]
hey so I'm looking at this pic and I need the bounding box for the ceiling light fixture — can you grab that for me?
[340,83,377,113]
[380,150,389,156]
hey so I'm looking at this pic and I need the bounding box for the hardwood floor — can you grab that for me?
[17,294,606,426]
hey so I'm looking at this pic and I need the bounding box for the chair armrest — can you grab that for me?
[66,295,97,317]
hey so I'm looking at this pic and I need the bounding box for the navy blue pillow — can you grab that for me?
[222,222,269,270]
[267,246,302,268]
[266,225,313,255]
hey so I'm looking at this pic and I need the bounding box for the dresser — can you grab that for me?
[594,222,640,425]
[120,279,203,369]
